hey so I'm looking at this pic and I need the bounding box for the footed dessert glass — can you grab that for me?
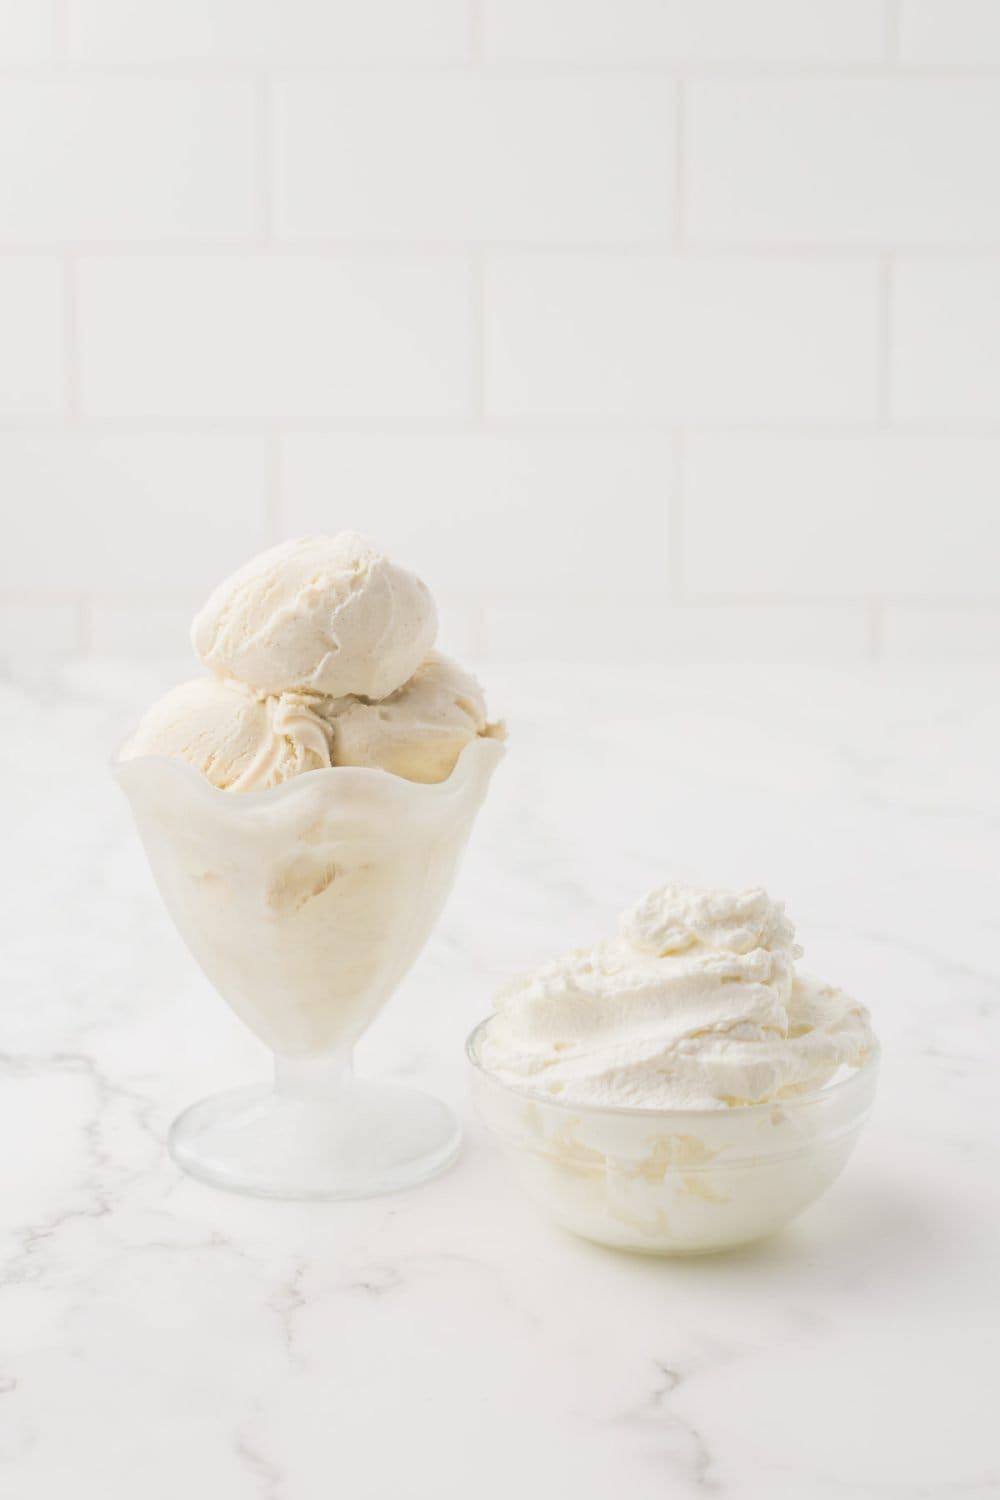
[114,737,503,1199]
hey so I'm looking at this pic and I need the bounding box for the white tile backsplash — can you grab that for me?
[65,0,471,64]
[485,256,878,422]
[281,432,674,598]
[0,81,256,245]
[0,602,78,659]
[684,435,1000,597]
[884,604,1000,660]
[898,1,1000,66]
[1,2,998,664]
[88,599,204,659]
[483,0,884,65]
[0,259,66,417]
[480,602,870,663]
[890,259,1000,423]
[0,0,54,62]
[274,77,674,244]
[689,81,1000,246]
[77,256,473,418]
[1,434,274,592]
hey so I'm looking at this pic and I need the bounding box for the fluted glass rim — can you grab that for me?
[111,730,505,809]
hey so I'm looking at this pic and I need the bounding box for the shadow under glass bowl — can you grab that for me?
[112,736,503,1200]
[467,1018,879,1255]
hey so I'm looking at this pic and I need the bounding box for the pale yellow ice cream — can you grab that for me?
[122,534,502,793]
[191,533,437,700]
[124,678,332,792]
[324,653,505,785]
[116,535,505,1061]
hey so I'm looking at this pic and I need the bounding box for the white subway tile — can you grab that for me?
[481,603,867,663]
[899,1,1000,66]
[89,599,204,658]
[424,597,479,661]
[884,606,1000,660]
[481,603,662,663]
[688,81,1000,246]
[0,602,79,659]
[92,589,476,664]
[0,434,273,594]
[0,260,65,417]
[78,256,472,418]
[656,605,869,661]
[0,0,54,61]
[0,81,255,244]
[275,77,673,243]
[484,0,883,64]
[281,432,672,597]
[891,259,1000,423]
[684,435,1000,597]
[66,0,470,63]
[485,256,877,423]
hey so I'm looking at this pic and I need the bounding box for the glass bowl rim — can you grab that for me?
[110,730,504,809]
[465,1015,880,1123]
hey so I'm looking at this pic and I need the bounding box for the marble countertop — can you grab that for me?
[1,660,997,1500]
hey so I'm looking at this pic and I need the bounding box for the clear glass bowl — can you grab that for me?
[113,736,503,1200]
[467,1019,879,1255]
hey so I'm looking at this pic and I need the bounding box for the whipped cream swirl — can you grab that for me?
[480,884,875,1109]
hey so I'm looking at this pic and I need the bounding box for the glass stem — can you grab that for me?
[274,1050,353,1103]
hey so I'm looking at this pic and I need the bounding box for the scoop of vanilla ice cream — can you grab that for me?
[123,677,332,792]
[322,653,506,785]
[191,533,437,699]
[481,883,874,1110]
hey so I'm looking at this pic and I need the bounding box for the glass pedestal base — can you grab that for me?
[168,1057,461,1200]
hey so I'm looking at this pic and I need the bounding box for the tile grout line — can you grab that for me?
[254,72,274,243]
[883,0,902,64]
[62,254,82,423]
[267,432,284,536]
[467,245,488,655]
[872,251,895,659]
[50,0,68,61]
[643,591,1000,607]
[876,252,895,425]
[5,587,995,611]
[254,65,279,544]
[467,0,483,64]
[3,242,1000,261]
[468,249,486,426]
[469,598,489,660]
[3,61,1000,79]
[672,80,686,251]
[668,431,686,603]
[75,597,91,655]
[1,589,204,606]
[6,416,1000,437]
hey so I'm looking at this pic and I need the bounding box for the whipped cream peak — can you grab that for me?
[621,882,800,961]
[619,883,801,995]
[481,881,874,1110]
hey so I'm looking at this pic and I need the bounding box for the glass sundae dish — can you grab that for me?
[470,882,877,1253]
[115,534,504,1199]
